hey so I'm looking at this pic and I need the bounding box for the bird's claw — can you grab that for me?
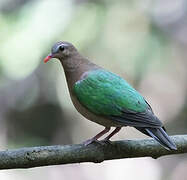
[83,139,99,146]
[100,139,112,144]
[83,138,112,146]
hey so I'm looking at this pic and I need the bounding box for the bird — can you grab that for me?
[44,41,177,150]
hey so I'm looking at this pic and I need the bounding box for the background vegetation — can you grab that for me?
[0,0,186,179]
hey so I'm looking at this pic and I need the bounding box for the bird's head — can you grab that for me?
[44,41,78,63]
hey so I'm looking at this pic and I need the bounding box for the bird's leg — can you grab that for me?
[83,127,111,146]
[102,127,121,142]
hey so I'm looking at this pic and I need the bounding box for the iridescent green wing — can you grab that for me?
[73,69,162,127]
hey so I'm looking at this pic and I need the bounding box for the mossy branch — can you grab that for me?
[0,135,186,170]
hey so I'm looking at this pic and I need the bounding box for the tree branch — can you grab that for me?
[0,135,186,170]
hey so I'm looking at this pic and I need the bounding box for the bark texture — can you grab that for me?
[0,135,186,170]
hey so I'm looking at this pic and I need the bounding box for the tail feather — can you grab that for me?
[136,127,177,150]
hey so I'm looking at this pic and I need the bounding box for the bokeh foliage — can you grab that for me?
[0,0,186,180]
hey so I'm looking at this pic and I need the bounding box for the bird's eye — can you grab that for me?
[59,45,65,51]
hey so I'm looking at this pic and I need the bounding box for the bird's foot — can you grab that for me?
[100,139,112,145]
[83,127,111,146]
[83,139,98,146]
[83,139,105,146]
[83,138,112,146]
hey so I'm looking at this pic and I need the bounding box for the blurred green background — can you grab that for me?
[0,0,187,179]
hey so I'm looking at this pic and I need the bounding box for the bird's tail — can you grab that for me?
[136,127,177,150]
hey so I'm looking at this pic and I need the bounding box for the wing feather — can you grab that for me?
[73,69,162,128]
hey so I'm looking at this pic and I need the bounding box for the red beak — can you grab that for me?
[44,54,52,63]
